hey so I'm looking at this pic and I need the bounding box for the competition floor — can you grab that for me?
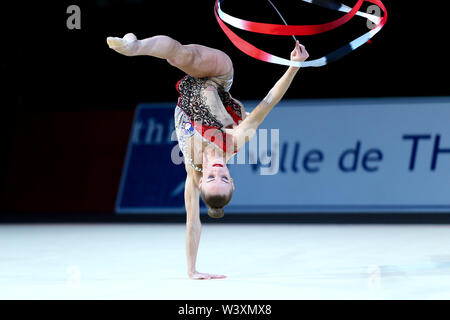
[1,223,450,300]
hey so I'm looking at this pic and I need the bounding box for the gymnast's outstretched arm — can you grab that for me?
[229,41,309,151]
[184,165,226,280]
[106,33,233,78]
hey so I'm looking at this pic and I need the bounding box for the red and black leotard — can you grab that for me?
[174,74,243,157]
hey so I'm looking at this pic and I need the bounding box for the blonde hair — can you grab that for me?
[201,190,232,218]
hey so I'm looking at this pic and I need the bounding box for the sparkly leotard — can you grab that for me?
[174,70,243,172]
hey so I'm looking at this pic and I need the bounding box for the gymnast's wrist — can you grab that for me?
[288,66,300,74]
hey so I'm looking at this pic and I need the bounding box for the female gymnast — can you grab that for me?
[107,34,309,279]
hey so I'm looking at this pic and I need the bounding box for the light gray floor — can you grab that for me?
[1,223,450,300]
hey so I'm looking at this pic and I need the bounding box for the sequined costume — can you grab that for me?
[174,70,243,172]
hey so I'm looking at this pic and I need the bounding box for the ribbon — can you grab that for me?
[214,0,387,67]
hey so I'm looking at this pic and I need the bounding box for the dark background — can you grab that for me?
[1,0,449,221]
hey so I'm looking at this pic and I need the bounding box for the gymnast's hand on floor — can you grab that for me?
[189,271,227,280]
[106,33,140,56]
[291,40,309,62]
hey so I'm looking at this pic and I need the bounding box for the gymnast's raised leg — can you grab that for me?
[107,34,233,79]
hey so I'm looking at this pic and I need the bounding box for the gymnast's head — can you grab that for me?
[199,157,235,218]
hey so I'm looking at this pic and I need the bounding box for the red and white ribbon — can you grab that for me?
[214,0,388,67]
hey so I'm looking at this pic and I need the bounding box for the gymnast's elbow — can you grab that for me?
[232,125,258,150]
[186,219,201,232]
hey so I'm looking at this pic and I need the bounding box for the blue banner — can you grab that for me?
[116,97,450,214]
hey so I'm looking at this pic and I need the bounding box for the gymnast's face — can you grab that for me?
[199,160,235,196]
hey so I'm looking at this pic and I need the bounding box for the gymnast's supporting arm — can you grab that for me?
[230,41,309,151]
[184,165,226,280]
[184,170,201,278]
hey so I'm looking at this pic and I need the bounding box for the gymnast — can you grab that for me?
[107,33,309,279]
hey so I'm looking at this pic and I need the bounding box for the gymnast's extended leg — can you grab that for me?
[106,33,233,78]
